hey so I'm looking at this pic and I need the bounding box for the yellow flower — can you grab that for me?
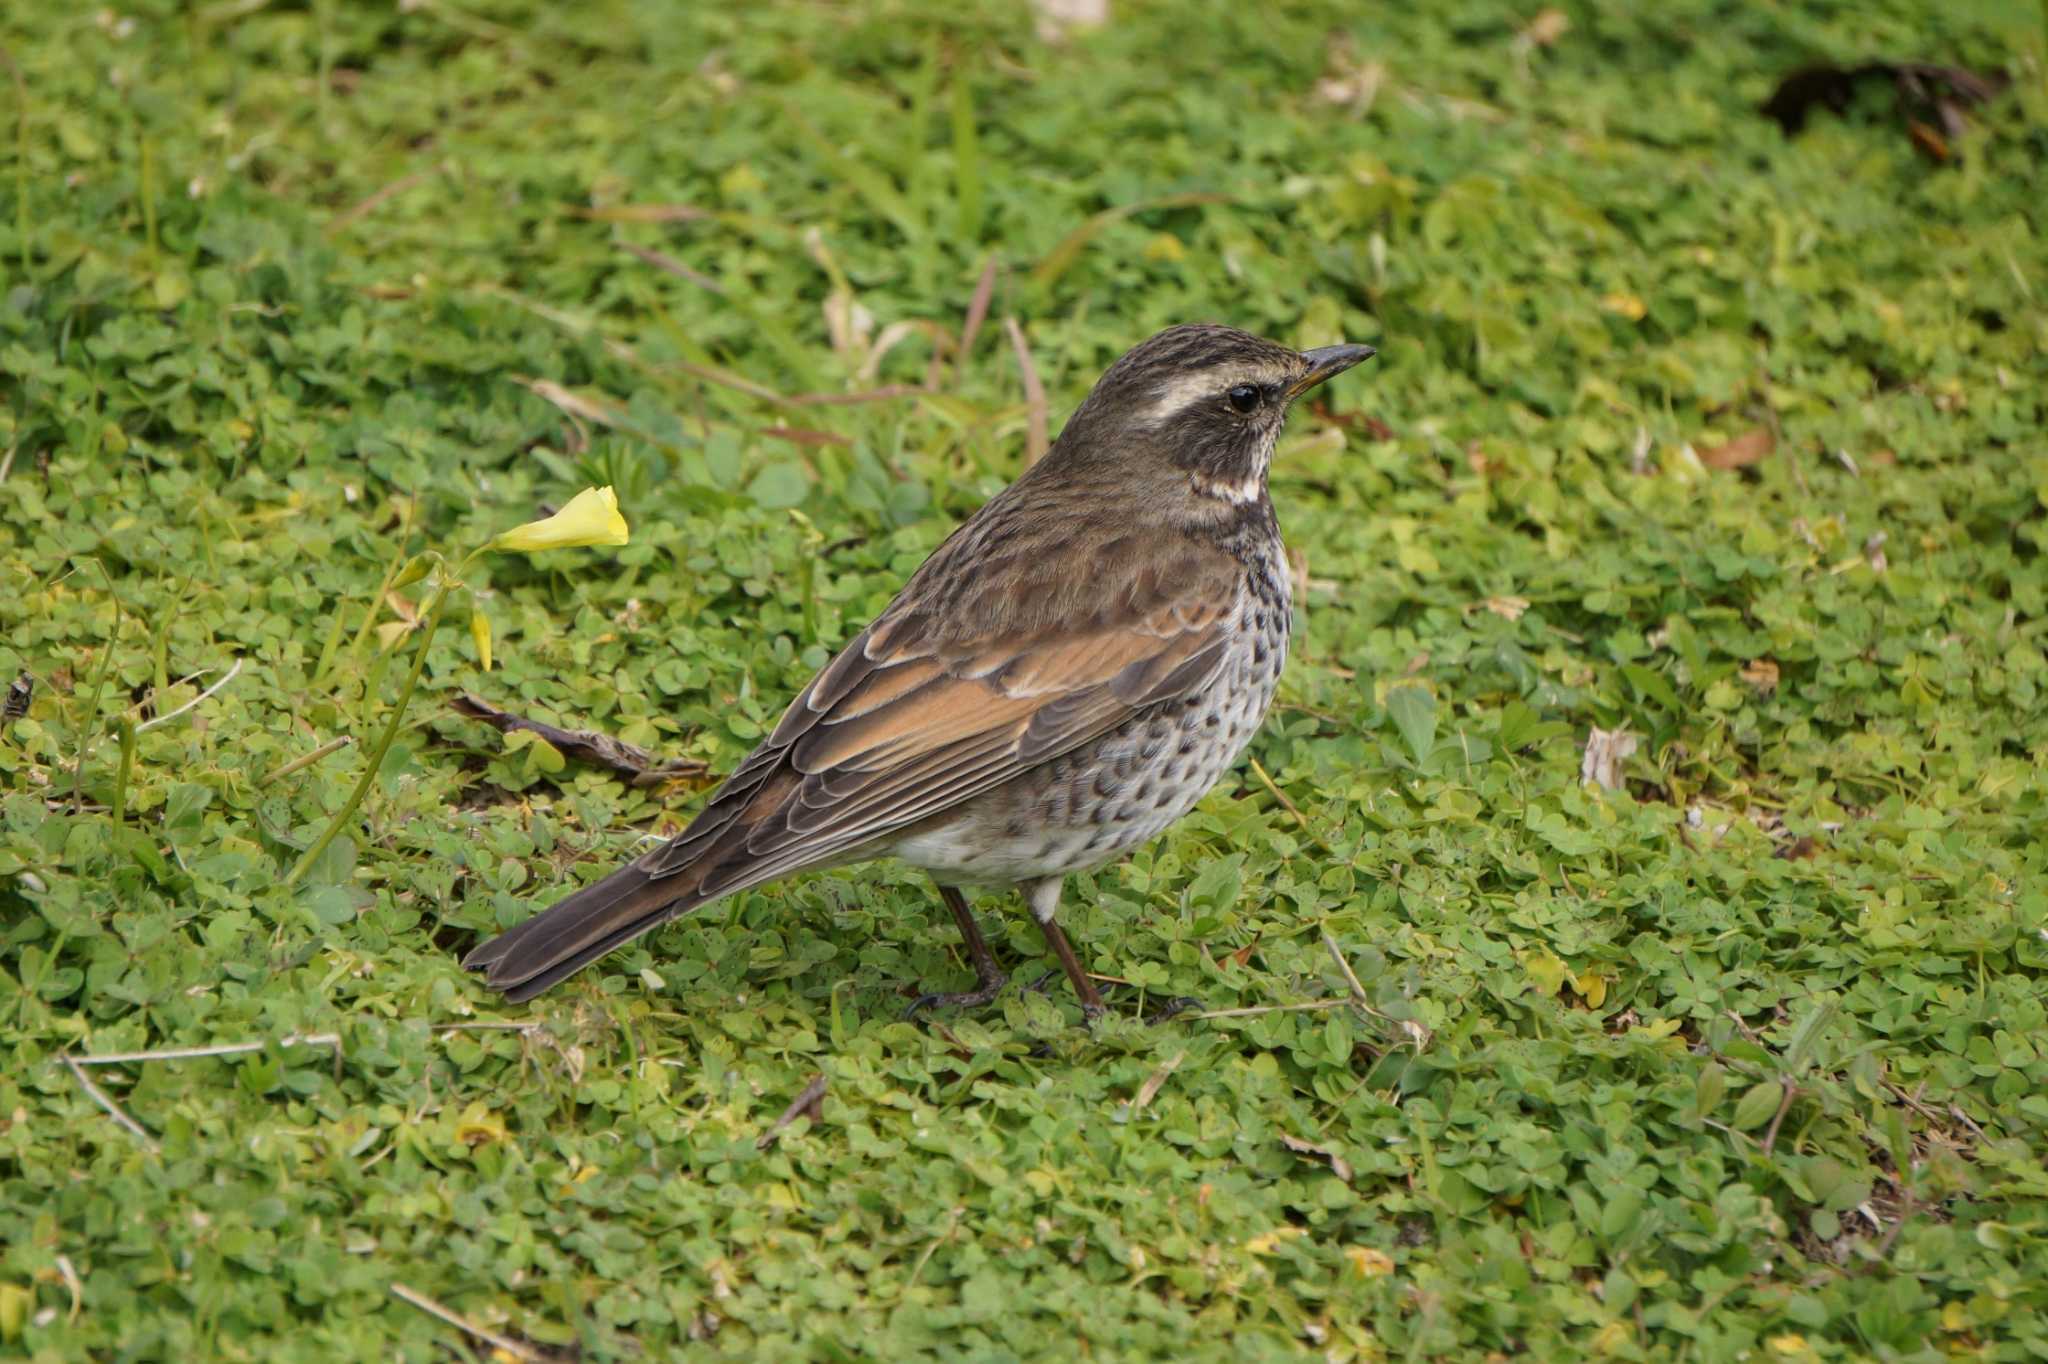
[489,486,629,553]
[1600,292,1647,320]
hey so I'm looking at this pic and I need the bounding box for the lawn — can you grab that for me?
[2,0,2046,1359]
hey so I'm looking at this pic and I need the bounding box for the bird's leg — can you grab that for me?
[904,883,1009,1017]
[1020,879,1199,1024]
[1025,877,1107,1019]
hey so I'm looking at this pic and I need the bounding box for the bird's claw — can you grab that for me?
[1143,994,1202,1025]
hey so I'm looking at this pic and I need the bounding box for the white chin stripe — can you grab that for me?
[1190,471,1264,504]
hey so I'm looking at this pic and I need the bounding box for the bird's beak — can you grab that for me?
[1288,343,1377,399]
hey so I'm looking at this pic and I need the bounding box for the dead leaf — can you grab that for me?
[1774,835,1821,861]
[1314,34,1385,113]
[1521,8,1568,47]
[821,292,875,361]
[1741,658,1780,693]
[1864,531,1889,573]
[1700,427,1775,470]
[1581,727,1638,791]
[1511,9,1569,77]
[1907,120,1949,162]
[1471,595,1530,621]
[1280,1133,1353,1183]
[1032,0,1107,43]
[1128,1052,1182,1116]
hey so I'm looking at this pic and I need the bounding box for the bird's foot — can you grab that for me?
[1022,969,1198,1025]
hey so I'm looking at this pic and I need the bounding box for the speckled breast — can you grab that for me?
[889,554,1291,885]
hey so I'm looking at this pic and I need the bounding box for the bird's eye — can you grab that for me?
[1227,384,1261,414]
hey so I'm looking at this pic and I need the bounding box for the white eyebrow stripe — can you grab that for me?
[1139,366,1281,425]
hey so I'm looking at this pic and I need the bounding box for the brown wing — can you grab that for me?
[640,522,1241,896]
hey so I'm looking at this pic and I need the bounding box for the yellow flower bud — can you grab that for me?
[390,553,434,590]
[489,486,630,554]
[470,608,493,671]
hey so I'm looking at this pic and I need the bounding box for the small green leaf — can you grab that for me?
[1186,853,1243,914]
[503,729,566,775]
[0,1284,28,1342]
[1600,1186,1644,1240]
[1621,662,1682,712]
[747,460,810,509]
[1732,1080,1782,1131]
[1386,685,1437,766]
[1694,1063,1727,1120]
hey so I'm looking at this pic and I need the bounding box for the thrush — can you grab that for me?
[464,323,1375,1017]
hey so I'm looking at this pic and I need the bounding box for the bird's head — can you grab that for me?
[1047,323,1376,505]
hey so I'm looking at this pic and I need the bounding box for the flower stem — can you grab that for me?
[110,717,137,827]
[285,585,450,889]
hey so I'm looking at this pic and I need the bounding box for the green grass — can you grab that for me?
[3,0,2047,1358]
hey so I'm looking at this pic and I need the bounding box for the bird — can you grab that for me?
[464,323,1375,1018]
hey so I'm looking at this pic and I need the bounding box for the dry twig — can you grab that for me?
[258,735,354,787]
[58,1053,158,1152]
[1005,317,1048,465]
[756,1073,829,1149]
[616,239,726,295]
[1186,998,1353,1021]
[452,692,707,788]
[389,1282,545,1362]
[68,1032,342,1066]
[957,257,998,384]
[135,657,244,733]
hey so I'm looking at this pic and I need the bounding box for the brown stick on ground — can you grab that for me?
[756,1073,829,1149]
[452,693,708,788]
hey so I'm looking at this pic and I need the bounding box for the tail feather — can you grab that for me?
[463,861,705,1002]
